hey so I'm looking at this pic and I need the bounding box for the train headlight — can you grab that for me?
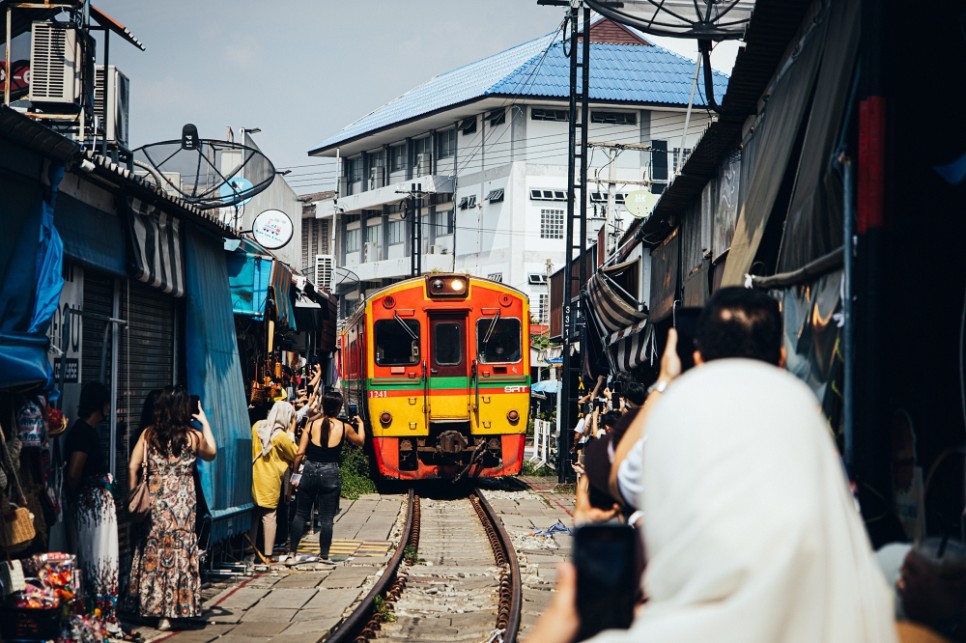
[506,409,520,423]
[380,412,392,426]
[426,275,469,298]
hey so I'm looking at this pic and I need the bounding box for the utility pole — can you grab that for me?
[397,183,433,277]
[587,141,652,257]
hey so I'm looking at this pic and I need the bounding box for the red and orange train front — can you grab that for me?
[341,274,530,480]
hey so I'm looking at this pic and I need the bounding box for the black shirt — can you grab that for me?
[64,419,108,479]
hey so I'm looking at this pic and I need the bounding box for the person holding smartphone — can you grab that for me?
[527,289,896,643]
[284,390,364,565]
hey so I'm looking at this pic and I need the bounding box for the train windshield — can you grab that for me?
[374,319,420,366]
[476,317,522,363]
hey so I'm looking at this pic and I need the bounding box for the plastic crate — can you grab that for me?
[0,604,62,641]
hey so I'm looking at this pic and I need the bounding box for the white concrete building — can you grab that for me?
[307,18,728,324]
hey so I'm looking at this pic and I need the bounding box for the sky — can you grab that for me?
[88,1,739,196]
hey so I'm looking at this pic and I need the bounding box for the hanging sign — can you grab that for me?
[252,209,294,249]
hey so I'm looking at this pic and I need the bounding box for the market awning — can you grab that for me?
[271,260,297,332]
[226,251,272,319]
[606,319,654,373]
[585,259,647,335]
[127,197,185,298]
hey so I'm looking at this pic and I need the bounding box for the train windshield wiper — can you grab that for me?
[482,311,501,345]
[394,312,417,340]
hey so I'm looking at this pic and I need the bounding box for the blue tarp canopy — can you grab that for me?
[0,166,64,391]
[531,379,561,394]
[225,240,296,331]
[186,229,255,544]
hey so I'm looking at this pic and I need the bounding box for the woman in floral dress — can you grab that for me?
[126,387,217,631]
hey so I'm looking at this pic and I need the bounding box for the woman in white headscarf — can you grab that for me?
[249,401,297,562]
[529,359,898,643]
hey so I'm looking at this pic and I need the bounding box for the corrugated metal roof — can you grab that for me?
[311,32,729,154]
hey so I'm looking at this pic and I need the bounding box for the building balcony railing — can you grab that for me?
[337,174,454,214]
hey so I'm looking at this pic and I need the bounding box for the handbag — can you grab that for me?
[127,442,153,522]
[0,504,36,553]
[0,422,36,553]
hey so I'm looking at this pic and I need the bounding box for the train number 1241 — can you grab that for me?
[368,390,388,398]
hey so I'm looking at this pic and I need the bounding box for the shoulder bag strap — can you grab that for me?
[0,421,28,506]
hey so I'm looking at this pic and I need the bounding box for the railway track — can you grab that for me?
[330,487,522,643]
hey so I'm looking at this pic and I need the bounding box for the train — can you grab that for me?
[340,273,531,481]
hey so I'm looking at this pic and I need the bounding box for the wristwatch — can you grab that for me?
[647,380,669,395]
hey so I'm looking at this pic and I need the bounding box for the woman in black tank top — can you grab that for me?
[285,390,365,563]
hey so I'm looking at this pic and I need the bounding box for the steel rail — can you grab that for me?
[472,489,523,643]
[327,489,415,643]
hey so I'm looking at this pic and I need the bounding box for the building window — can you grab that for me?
[486,188,504,202]
[589,192,627,204]
[389,219,405,245]
[301,217,330,274]
[591,111,637,125]
[531,108,569,122]
[414,137,431,157]
[433,208,454,235]
[488,108,506,127]
[528,273,548,285]
[458,195,477,210]
[530,189,568,201]
[537,293,549,324]
[460,116,477,135]
[366,224,381,246]
[672,147,692,174]
[488,272,503,283]
[437,129,456,158]
[390,144,406,172]
[347,157,363,183]
[540,208,565,240]
[345,227,360,252]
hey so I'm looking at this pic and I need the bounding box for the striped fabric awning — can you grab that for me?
[585,259,647,335]
[127,197,185,297]
[606,319,654,373]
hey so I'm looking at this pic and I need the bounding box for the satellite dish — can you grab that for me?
[133,126,275,209]
[583,0,754,40]
[624,190,660,219]
[251,209,294,250]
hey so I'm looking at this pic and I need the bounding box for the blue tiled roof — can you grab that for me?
[312,32,729,153]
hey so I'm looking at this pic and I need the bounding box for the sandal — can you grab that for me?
[120,628,144,642]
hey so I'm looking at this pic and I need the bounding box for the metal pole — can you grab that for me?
[842,154,854,470]
[558,4,580,483]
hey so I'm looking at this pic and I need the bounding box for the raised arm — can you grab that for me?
[345,415,366,447]
[192,405,218,461]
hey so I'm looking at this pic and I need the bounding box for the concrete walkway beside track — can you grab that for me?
[130,476,575,642]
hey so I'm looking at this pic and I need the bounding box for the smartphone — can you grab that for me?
[189,394,201,414]
[346,403,359,417]
[573,523,638,641]
[672,303,702,372]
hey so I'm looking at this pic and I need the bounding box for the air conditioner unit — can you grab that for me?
[93,65,130,147]
[369,167,385,190]
[315,255,333,292]
[416,153,432,176]
[29,22,81,105]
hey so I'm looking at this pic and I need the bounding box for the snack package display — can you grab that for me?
[23,552,77,606]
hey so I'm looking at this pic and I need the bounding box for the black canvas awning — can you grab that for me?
[606,319,654,373]
[585,259,647,336]
[127,197,185,297]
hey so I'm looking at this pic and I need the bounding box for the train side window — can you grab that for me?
[476,317,522,363]
[375,319,420,366]
[434,323,462,365]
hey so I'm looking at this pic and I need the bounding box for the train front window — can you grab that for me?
[375,319,420,366]
[434,323,462,365]
[476,318,522,363]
